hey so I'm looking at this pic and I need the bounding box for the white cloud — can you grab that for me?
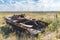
[0,0,60,11]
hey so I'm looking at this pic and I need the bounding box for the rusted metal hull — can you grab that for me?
[4,14,49,35]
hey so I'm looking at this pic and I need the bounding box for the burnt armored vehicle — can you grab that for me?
[4,14,49,35]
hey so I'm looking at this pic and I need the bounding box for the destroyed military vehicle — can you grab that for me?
[4,14,49,35]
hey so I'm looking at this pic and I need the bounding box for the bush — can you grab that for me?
[46,17,60,31]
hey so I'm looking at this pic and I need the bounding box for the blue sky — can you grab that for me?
[0,0,60,11]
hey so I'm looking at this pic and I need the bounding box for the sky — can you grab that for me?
[0,0,60,11]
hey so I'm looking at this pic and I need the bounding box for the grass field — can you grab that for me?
[0,12,60,40]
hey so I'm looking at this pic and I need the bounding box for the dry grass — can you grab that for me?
[0,12,60,40]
